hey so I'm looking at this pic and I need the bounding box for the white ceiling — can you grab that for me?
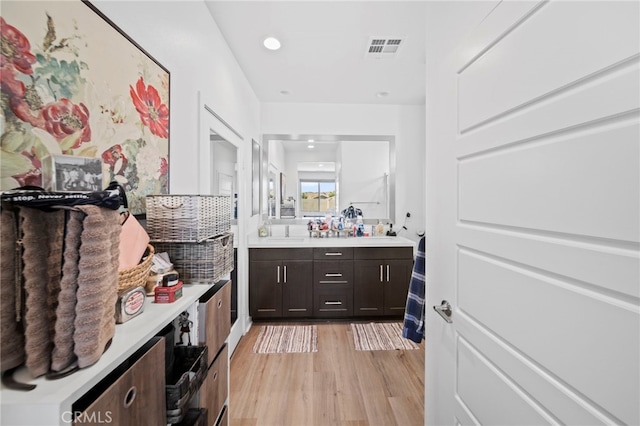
[204,1,427,105]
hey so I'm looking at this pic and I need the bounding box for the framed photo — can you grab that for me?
[0,0,170,214]
[42,155,103,192]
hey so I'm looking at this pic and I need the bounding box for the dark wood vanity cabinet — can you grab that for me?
[249,248,313,319]
[249,245,413,320]
[313,248,354,317]
[354,247,413,317]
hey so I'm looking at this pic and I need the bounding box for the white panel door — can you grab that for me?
[425,1,640,425]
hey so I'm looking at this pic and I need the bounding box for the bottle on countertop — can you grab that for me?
[376,220,384,236]
[258,222,268,237]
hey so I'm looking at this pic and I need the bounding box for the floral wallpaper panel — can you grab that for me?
[1,0,169,214]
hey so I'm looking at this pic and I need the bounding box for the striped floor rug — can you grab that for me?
[351,322,420,351]
[253,325,318,354]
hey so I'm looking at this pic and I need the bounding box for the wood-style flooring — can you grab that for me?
[229,321,424,426]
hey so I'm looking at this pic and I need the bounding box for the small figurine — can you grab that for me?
[178,311,193,346]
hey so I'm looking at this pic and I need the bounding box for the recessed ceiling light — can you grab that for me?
[319,163,324,167]
[308,144,315,149]
[376,91,390,98]
[308,139,314,143]
[263,37,281,50]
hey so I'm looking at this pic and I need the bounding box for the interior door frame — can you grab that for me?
[198,91,247,355]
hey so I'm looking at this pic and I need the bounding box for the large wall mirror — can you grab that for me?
[262,134,396,223]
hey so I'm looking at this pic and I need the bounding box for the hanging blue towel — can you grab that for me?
[402,236,425,343]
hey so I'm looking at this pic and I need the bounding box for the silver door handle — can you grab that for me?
[386,264,390,282]
[379,265,383,282]
[433,300,452,323]
[277,265,280,283]
[284,265,287,283]
[325,252,342,256]
[325,273,342,277]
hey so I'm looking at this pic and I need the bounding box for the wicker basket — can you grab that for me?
[146,195,231,242]
[153,232,233,283]
[118,244,154,292]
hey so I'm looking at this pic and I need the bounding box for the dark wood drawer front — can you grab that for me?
[313,261,353,284]
[354,246,413,260]
[198,280,231,366]
[250,248,313,261]
[200,344,228,426]
[314,285,353,318]
[74,338,165,426]
[313,247,354,260]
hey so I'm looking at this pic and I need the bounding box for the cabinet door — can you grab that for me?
[74,338,165,426]
[282,260,313,317]
[249,260,282,318]
[353,260,385,316]
[384,259,413,316]
[198,281,231,366]
[199,344,228,426]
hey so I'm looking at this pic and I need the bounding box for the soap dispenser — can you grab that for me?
[258,222,268,237]
[376,220,384,236]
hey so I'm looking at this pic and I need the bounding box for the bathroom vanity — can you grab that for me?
[248,235,415,320]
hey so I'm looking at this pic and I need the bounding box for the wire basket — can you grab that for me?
[153,232,234,283]
[166,345,208,424]
[117,244,154,292]
[146,195,231,242]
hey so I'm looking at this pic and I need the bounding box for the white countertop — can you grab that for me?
[0,284,212,426]
[247,233,416,249]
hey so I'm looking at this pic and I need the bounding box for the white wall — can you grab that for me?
[262,102,426,241]
[339,140,389,219]
[92,0,262,345]
[92,0,261,195]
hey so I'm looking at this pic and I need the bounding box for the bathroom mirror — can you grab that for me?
[262,134,396,223]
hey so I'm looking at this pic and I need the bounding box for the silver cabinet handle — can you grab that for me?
[325,273,343,277]
[433,300,453,323]
[324,301,343,305]
[277,265,280,283]
[284,265,287,283]
[386,264,390,282]
[325,252,342,256]
[379,265,383,282]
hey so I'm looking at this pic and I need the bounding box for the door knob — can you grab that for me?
[433,300,452,323]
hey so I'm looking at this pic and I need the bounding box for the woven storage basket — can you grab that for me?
[118,244,154,292]
[166,345,208,424]
[146,195,231,242]
[153,232,233,283]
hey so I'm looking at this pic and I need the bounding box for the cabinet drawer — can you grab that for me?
[73,338,166,426]
[354,246,413,260]
[314,284,353,318]
[198,281,231,366]
[250,248,312,261]
[313,247,353,260]
[199,344,228,426]
[313,261,353,284]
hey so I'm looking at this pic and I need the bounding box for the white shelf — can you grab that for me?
[0,284,212,426]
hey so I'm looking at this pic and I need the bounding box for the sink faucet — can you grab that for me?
[285,225,290,238]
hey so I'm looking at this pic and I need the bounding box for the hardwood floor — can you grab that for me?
[229,321,424,426]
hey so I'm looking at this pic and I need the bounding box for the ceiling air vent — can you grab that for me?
[365,37,404,59]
